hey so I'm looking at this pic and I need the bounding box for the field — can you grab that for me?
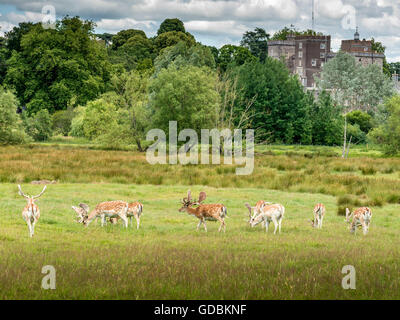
[1,143,400,299]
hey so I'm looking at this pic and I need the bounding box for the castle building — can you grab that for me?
[268,28,385,90]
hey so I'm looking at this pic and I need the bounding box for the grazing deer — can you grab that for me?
[83,201,129,228]
[247,202,285,234]
[245,200,272,227]
[127,202,143,229]
[179,190,227,232]
[17,185,47,237]
[71,203,89,223]
[346,207,372,235]
[311,203,325,229]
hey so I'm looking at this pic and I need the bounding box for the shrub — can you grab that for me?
[52,108,75,136]
[0,87,30,145]
[24,109,53,141]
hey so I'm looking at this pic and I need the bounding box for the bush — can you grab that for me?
[52,108,75,136]
[24,109,53,141]
[0,87,30,145]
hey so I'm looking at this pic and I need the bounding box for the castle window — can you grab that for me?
[311,59,317,67]
[320,52,325,59]
[298,51,303,58]
[320,43,326,50]
[299,42,302,49]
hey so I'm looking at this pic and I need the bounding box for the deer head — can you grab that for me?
[345,207,351,223]
[71,203,89,223]
[179,190,206,212]
[18,185,47,203]
[245,203,254,223]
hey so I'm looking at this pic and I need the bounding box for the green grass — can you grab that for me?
[1,183,400,299]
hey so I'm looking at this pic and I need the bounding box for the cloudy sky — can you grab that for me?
[0,0,399,62]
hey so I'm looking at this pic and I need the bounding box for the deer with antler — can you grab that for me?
[345,207,372,235]
[245,200,272,227]
[17,184,47,237]
[245,201,285,234]
[310,203,325,229]
[83,201,129,228]
[179,190,227,232]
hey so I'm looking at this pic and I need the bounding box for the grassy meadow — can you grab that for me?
[1,143,400,299]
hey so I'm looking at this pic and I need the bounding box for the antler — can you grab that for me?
[17,185,30,199]
[79,203,89,213]
[187,190,192,202]
[198,191,206,203]
[33,185,47,199]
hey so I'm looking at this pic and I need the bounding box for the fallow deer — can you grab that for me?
[311,203,325,229]
[71,203,89,223]
[245,200,272,227]
[346,207,372,235]
[247,203,285,234]
[83,201,129,228]
[179,190,227,232]
[17,185,47,237]
[127,202,143,229]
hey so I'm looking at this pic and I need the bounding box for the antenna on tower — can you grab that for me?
[312,0,315,31]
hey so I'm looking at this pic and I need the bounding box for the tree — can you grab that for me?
[157,18,185,35]
[310,91,343,146]
[240,28,269,62]
[369,95,400,155]
[271,25,323,40]
[5,16,111,114]
[148,65,220,134]
[111,29,147,50]
[0,86,29,144]
[23,109,53,141]
[230,58,312,144]
[110,34,154,71]
[371,37,391,77]
[316,51,394,157]
[153,31,195,53]
[217,45,255,72]
[154,42,215,74]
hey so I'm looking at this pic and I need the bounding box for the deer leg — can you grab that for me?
[129,216,133,227]
[26,219,32,237]
[320,216,323,229]
[272,217,278,234]
[278,217,282,234]
[136,216,140,230]
[196,219,202,231]
[203,219,207,232]
[265,219,269,233]
[119,215,128,228]
[101,214,106,227]
[217,217,225,232]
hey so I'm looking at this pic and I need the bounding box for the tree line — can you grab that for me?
[0,17,399,154]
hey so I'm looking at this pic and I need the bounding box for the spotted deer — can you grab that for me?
[247,203,285,234]
[83,201,129,228]
[179,190,227,232]
[346,207,372,235]
[127,202,143,229]
[17,185,47,237]
[72,203,118,225]
[311,203,325,229]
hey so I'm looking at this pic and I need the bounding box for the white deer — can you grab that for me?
[346,207,372,235]
[17,185,47,237]
[247,202,285,234]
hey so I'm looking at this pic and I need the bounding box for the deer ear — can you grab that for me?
[79,203,89,213]
[198,191,206,203]
[245,203,252,216]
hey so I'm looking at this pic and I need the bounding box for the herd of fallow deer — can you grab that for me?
[16,185,373,238]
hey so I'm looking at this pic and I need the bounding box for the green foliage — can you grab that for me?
[154,42,215,74]
[153,31,195,53]
[157,18,185,35]
[23,109,53,141]
[369,95,400,155]
[4,16,111,114]
[310,91,343,146]
[271,26,323,40]
[110,34,154,71]
[230,58,312,144]
[346,110,373,134]
[111,29,147,50]
[52,108,75,136]
[240,27,269,62]
[149,65,220,134]
[0,87,29,144]
[217,45,256,72]
[316,51,394,112]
